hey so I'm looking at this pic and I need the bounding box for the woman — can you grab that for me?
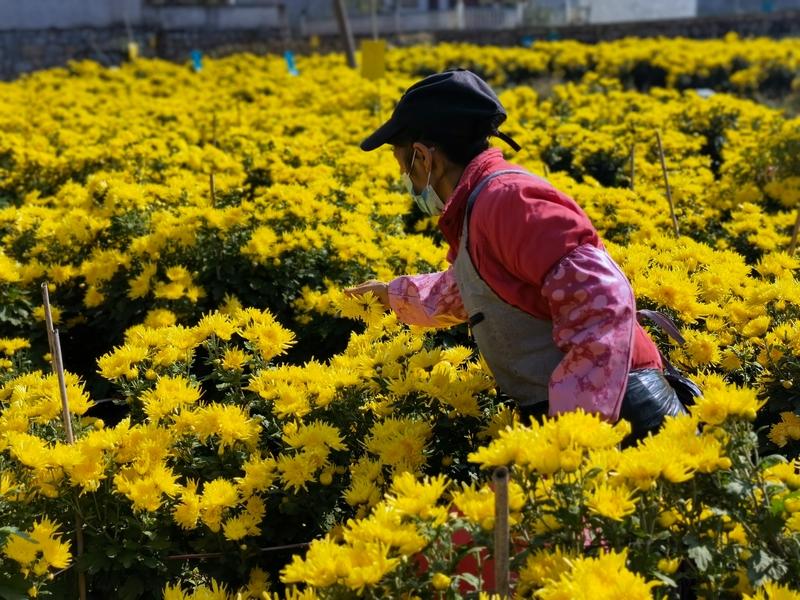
[347,68,686,442]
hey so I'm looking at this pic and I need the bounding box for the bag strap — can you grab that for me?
[636,309,686,379]
[463,169,534,241]
[636,309,685,345]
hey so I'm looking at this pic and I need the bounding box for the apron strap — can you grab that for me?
[462,169,540,243]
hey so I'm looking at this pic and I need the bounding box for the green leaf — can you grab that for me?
[725,479,751,496]
[759,454,788,470]
[769,489,800,515]
[746,549,788,587]
[454,572,481,591]
[0,527,22,544]
[0,573,30,600]
[119,550,138,568]
[119,576,145,600]
[771,496,786,516]
[0,586,28,600]
[582,467,603,480]
[687,545,714,573]
[652,572,678,588]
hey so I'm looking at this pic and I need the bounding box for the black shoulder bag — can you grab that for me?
[636,309,704,405]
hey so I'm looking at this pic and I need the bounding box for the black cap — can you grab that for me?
[360,68,521,152]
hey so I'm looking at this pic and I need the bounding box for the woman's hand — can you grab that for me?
[344,280,391,310]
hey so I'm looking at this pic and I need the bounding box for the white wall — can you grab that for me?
[0,0,284,31]
[0,0,142,29]
[587,0,697,23]
[142,5,282,29]
[301,5,522,35]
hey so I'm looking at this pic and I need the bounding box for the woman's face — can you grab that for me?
[392,144,412,175]
[392,143,434,194]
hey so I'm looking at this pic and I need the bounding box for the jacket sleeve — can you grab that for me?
[541,244,636,422]
[387,266,468,328]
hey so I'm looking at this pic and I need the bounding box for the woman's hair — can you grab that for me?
[389,127,491,167]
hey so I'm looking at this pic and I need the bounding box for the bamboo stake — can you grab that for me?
[41,283,87,600]
[41,284,74,443]
[789,208,800,256]
[41,284,57,372]
[165,541,310,561]
[493,467,510,598]
[210,111,218,207]
[376,78,383,124]
[333,0,357,69]
[209,171,217,207]
[629,142,636,191]
[370,0,378,40]
[655,131,679,237]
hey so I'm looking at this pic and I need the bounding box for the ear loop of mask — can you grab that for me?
[408,147,434,191]
[407,148,418,185]
[405,146,444,217]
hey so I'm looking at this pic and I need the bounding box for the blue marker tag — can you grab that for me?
[521,35,535,48]
[285,50,299,76]
[191,50,203,72]
[762,0,773,12]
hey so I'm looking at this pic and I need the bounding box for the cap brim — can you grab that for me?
[360,117,403,151]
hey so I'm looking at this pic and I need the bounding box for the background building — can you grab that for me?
[0,0,287,31]
[1,0,799,80]
[290,0,800,34]
[698,0,800,15]
[3,0,798,34]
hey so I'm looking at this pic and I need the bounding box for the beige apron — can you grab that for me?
[452,169,565,408]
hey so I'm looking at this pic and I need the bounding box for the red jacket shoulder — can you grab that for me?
[470,174,600,286]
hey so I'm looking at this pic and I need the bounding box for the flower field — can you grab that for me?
[0,34,800,599]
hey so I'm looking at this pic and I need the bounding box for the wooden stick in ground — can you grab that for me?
[209,171,216,207]
[370,0,378,40]
[493,466,510,598]
[332,0,357,69]
[788,208,800,256]
[655,131,680,237]
[165,541,311,561]
[41,284,73,442]
[51,332,74,444]
[376,78,383,124]
[41,283,57,370]
[40,283,88,600]
[629,142,636,191]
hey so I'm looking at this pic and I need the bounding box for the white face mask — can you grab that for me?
[402,147,445,217]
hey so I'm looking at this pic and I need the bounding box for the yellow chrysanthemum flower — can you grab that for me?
[3,518,72,576]
[535,549,660,600]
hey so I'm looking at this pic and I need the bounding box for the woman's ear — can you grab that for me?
[410,142,435,174]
